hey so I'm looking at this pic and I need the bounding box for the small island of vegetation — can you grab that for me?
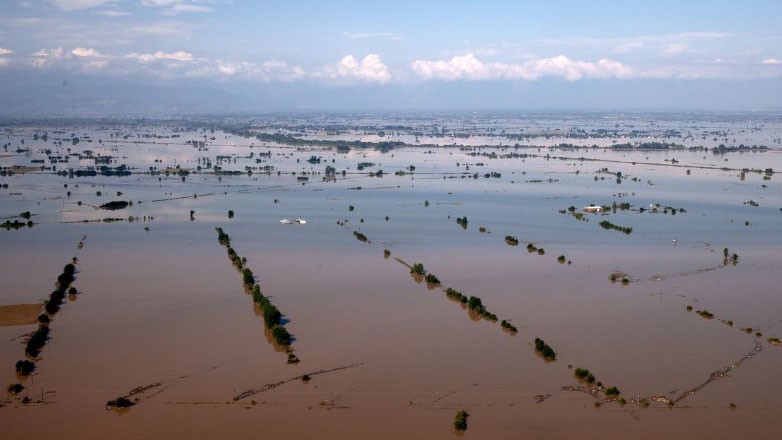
[599,220,633,234]
[534,337,556,361]
[454,410,469,431]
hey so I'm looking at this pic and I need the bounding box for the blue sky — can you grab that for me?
[1,1,781,111]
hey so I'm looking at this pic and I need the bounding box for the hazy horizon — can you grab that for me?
[1,1,781,115]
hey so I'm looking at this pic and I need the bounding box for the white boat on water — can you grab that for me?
[582,206,604,213]
[280,218,307,225]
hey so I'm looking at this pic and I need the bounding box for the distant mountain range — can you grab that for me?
[1,69,781,116]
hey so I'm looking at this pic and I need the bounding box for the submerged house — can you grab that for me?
[583,205,604,213]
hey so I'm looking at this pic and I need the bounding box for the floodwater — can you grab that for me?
[1,113,782,439]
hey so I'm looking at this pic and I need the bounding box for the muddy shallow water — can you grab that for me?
[1,115,782,439]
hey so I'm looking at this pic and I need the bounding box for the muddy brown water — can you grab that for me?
[1,118,782,439]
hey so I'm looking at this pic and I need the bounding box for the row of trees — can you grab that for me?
[215,227,298,363]
[599,220,633,235]
[9,262,80,397]
[410,262,508,329]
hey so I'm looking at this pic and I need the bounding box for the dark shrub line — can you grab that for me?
[534,337,556,361]
[8,261,81,399]
[99,200,129,210]
[215,227,299,364]
[685,300,777,343]
[29,262,77,358]
[1,219,34,230]
[407,261,514,333]
[573,367,621,399]
[500,320,518,332]
[599,220,633,234]
[525,243,545,255]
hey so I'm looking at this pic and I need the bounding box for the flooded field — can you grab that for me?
[1,112,782,439]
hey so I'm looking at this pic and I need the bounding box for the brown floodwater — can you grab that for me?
[1,116,782,439]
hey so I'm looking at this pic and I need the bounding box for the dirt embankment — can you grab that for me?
[0,304,42,326]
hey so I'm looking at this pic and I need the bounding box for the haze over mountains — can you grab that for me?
[2,69,781,116]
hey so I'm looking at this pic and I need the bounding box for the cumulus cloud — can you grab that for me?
[49,0,116,11]
[319,54,391,83]
[121,49,305,82]
[411,54,632,82]
[762,58,781,65]
[125,50,195,62]
[151,50,194,61]
[0,48,14,56]
[28,46,108,71]
[71,47,101,57]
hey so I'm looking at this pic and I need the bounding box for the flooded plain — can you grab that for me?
[1,112,782,439]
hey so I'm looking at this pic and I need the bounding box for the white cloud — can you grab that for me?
[340,32,404,41]
[466,47,499,57]
[614,42,643,53]
[162,4,213,15]
[96,10,131,16]
[30,47,65,58]
[142,0,179,5]
[125,50,195,62]
[320,54,391,83]
[49,0,116,11]
[663,43,688,55]
[154,50,194,61]
[121,50,306,82]
[0,48,14,56]
[410,54,776,81]
[29,46,106,70]
[71,47,101,57]
[84,60,108,70]
[536,32,731,48]
[188,60,306,82]
[411,54,632,82]
[141,0,214,15]
[29,47,64,67]
[129,23,190,38]
[762,58,781,65]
